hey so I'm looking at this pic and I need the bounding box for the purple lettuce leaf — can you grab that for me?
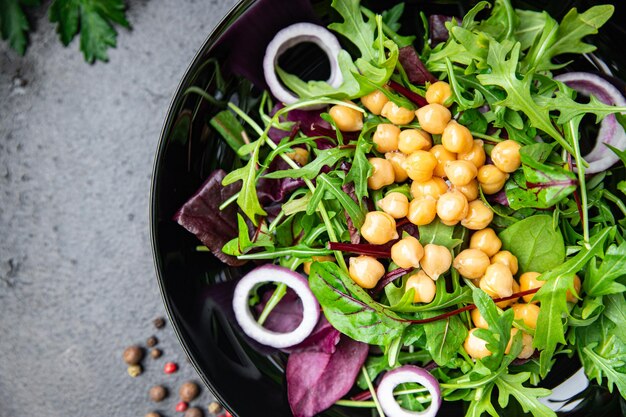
[398,46,438,85]
[254,288,340,354]
[257,157,305,205]
[287,335,369,417]
[429,15,456,45]
[173,170,245,266]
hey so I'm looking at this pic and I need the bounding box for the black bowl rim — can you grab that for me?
[149,0,256,414]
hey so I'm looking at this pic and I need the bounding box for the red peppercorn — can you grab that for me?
[164,362,178,374]
[223,412,232,417]
[175,401,189,412]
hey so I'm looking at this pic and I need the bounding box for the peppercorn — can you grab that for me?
[127,364,142,377]
[147,336,158,347]
[164,362,178,374]
[208,402,222,415]
[145,412,161,417]
[150,348,162,359]
[122,345,144,365]
[176,401,189,412]
[149,385,168,402]
[224,411,233,417]
[153,316,166,329]
[179,381,200,402]
[184,407,204,417]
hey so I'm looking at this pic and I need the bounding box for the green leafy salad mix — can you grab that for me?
[173,1,626,416]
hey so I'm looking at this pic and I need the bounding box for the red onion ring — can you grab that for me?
[555,72,626,173]
[232,265,320,348]
[376,365,442,417]
[263,23,343,105]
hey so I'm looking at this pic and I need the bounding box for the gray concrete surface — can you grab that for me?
[0,1,238,416]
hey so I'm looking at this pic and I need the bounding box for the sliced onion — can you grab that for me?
[376,365,442,417]
[263,22,343,105]
[554,72,626,173]
[232,265,320,348]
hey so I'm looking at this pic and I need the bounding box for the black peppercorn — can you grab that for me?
[153,317,166,329]
[147,336,158,347]
[123,345,144,365]
[184,407,203,417]
[149,385,168,402]
[179,381,200,402]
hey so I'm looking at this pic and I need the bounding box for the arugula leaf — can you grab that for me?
[476,0,517,42]
[514,9,547,51]
[309,261,407,346]
[498,215,565,273]
[422,312,468,367]
[222,139,267,224]
[0,0,39,55]
[476,40,573,154]
[606,143,626,168]
[328,0,377,62]
[263,148,354,180]
[537,5,614,71]
[209,110,248,159]
[473,288,515,371]
[465,383,499,417]
[533,227,614,376]
[584,241,626,296]
[49,0,129,62]
[344,135,372,201]
[551,88,626,125]
[495,372,555,417]
[307,173,366,229]
[418,219,463,249]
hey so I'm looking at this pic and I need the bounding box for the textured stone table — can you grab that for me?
[0,1,237,416]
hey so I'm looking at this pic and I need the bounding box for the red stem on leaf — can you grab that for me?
[372,267,415,294]
[568,153,584,221]
[327,242,392,258]
[388,80,429,108]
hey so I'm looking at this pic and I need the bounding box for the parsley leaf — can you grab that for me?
[49,0,129,63]
[0,0,39,55]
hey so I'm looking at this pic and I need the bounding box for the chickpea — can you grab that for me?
[567,274,582,303]
[361,89,389,115]
[391,236,424,269]
[360,211,398,245]
[378,192,409,219]
[403,150,438,182]
[381,101,415,125]
[329,103,363,132]
[497,280,519,308]
[453,249,490,279]
[411,177,448,200]
[519,272,543,303]
[471,309,489,329]
[385,152,409,183]
[464,328,491,359]
[430,144,457,177]
[303,255,335,275]
[491,140,522,173]
[470,228,502,258]
[512,303,540,330]
[461,200,494,230]
[285,148,309,166]
[405,270,437,303]
[398,129,432,154]
[425,81,453,106]
[415,104,451,134]
[453,180,479,202]
[407,197,437,226]
[441,121,473,154]
[444,160,478,186]
[373,124,401,153]
[506,328,534,359]
[349,256,385,289]
[420,244,452,280]
[367,158,395,190]
[480,263,514,298]
[477,164,508,195]
[491,251,519,275]
[436,190,469,225]
[457,139,486,169]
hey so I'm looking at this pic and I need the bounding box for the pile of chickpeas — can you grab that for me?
[325,81,581,361]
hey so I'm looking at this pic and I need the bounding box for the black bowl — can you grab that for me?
[150,1,626,416]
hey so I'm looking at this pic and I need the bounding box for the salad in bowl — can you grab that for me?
[168,0,626,416]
